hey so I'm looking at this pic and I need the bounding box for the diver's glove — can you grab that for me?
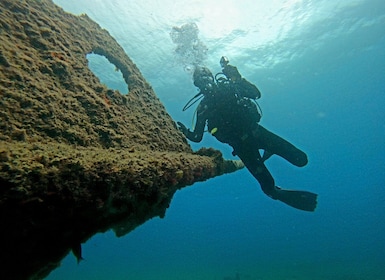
[222,65,241,83]
[176,121,188,136]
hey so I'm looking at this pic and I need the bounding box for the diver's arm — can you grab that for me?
[236,78,261,99]
[177,103,206,142]
[223,64,261,99]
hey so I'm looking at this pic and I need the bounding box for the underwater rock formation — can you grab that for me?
[0,1,243,279]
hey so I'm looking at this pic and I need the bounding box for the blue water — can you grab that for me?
[48,1,385,279]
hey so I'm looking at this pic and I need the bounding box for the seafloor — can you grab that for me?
[0,1,242,279]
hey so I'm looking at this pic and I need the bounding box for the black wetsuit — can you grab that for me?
[184,77,308,198]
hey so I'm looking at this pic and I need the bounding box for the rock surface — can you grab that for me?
[0,1,243,279]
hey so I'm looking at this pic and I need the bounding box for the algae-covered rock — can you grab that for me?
[0,1,243,279]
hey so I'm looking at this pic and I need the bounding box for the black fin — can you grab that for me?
[276,189,318,212]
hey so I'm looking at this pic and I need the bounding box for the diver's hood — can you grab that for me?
[193,66,214,89]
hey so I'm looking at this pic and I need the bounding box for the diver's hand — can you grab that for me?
[222,65,241,82]
[177,121,188,135]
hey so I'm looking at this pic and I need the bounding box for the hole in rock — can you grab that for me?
[86,53,128,94]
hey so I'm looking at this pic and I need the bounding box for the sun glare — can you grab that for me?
[179,0,307,48]
[199,1,241,39]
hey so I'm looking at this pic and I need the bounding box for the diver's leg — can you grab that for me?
[236,146,276,197]
[253,125,308,167]
[234,140,317,212]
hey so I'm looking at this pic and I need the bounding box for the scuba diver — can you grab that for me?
[177,56,318,212]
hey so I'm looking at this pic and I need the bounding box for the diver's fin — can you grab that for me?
[275,187,318,212]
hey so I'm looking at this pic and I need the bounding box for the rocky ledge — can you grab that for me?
[0,1,243,279]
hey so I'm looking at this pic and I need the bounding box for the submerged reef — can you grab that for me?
[0,1,243,279]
